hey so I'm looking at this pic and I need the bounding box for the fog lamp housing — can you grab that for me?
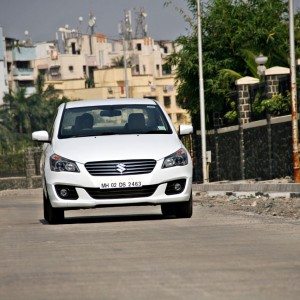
[165,179,186,195]
[55,185,78,200]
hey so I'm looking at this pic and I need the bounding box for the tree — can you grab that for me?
[2,88,32,134]
[166,0,292,129]
[0,74,67,152]
[28,74,65,132]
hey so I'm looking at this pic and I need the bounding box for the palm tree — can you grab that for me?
[2,88,31,134]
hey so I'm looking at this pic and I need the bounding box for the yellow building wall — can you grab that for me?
[46,68,191,127]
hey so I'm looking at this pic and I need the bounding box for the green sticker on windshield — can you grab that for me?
[158,126,166,130]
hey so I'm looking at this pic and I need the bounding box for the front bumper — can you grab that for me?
[45,159,193,209]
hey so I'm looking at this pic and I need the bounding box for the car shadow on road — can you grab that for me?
[40,213,173,225]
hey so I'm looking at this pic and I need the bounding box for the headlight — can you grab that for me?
[50,154,80,172]
[162,148,188,168]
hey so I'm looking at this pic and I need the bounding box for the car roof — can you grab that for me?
[65,98,157,109]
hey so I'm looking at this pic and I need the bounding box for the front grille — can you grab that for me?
[85,159,156,176]
[85,185,158,199]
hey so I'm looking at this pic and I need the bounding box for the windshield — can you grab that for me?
[58,104,173,139]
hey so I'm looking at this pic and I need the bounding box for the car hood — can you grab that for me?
[52,134,182,163]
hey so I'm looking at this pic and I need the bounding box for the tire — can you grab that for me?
[174,193,193,218]
[161,203,176,217]
[161,193,193,219]
[43,192,64,224]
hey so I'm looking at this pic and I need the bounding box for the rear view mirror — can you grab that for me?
[32,131,50,143]
[100,109,122,117]
[179,124,193,135]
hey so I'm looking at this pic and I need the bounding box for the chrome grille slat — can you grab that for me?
[85,159,156,176]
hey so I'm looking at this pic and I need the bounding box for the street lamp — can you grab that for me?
[196,0,208,183]
[255,54,268,76]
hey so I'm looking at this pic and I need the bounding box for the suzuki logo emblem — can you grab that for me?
[116,163,126,174]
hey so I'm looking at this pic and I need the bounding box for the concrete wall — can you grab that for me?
[0,147,42,191]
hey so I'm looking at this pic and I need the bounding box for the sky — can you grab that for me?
[0,0,190,42]
[1,0,300,43]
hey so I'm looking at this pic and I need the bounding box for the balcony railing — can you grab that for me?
[12,68,34,77]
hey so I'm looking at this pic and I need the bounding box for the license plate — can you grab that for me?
[100,181,142,189]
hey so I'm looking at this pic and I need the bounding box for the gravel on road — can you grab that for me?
[194,192,300,220]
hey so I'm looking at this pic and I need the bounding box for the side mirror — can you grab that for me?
[32,131,50,143]
[179,124,193,135]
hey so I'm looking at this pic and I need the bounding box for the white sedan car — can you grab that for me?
[32,99,193,224]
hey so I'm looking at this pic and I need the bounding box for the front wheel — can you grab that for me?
[43,192,64,224]
[161,193,193,219]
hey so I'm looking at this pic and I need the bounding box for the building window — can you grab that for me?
[164,96,171,108]
[49,65,60,77]
[16,61,30,69]
[69,65,74,72]
[143,65,146,73]
[135,65,140,73]
[156,64,160,70]
[137,43,142,51]
[18,80,34,88]
[38,69,47,76]
[176,113,184,123]
[162,64,172,75]
[71,42,76,54]
[163,46,168,54]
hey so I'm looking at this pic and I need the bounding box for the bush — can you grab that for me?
[0,151,26,177]
[252,93,291,116]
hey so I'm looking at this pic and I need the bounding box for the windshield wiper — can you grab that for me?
[61,132,118,138]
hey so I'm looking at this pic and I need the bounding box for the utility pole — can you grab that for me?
[289,0,300,182]
[197,0,208,183]
[88,12,96,55]
[122,37,129,98]
[119,10,132,98]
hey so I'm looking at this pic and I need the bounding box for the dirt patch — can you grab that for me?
[194,192,300,220]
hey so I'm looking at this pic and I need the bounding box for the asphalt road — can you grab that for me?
[0,189,299,300]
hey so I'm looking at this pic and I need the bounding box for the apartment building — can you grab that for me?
[1,33,37,99]
[0,16,190,126]
[0,27,8,105]
[41,30,190,127]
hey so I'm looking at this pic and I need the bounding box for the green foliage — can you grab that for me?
[0,74,67,153]
[252,93,291,116]
[166,0,293,128]
[224,96,238,123]
[0,151,26,177]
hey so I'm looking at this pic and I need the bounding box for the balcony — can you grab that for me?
[12,47,36,61]
[12,68,34,80]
